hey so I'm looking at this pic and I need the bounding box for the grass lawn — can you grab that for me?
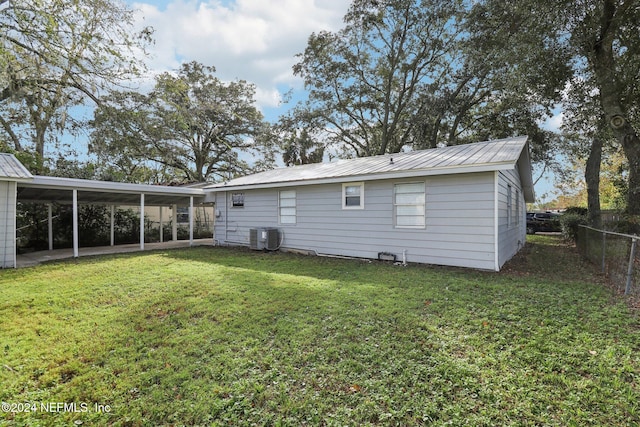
[1,235,639,426]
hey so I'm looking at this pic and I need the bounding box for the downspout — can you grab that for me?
[494,171,500,271]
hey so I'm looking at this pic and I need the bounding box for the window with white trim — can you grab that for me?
[394,182,426,228]
[342,182,364,209]
[279,190,296,224]
[231,192,244,207]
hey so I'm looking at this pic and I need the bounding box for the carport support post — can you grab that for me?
[159,206,164,243]
[72,190,78,258]
[189,196,194,246]
[172,204,178,241]
[47,204,53,251]
[110,205,115,246]
[140,193,145,250]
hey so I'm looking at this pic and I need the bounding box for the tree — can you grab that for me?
[285,0,561,174]
[91,61,271,183]
[288,0,466,157]
[281,129,325,166]
[470,0,640,214]
[0,0,151,169]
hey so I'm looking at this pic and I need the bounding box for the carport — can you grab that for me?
[1,153,209,268]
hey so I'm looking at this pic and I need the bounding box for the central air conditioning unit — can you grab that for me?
[249,228,280,251]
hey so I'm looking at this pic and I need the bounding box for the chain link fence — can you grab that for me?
[576,225,639,295]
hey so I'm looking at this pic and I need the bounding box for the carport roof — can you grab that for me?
[17,176,205,206]
[0,153,34,181]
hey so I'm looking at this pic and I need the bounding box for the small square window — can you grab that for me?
[342,183,364,209]
[232,192,245,207]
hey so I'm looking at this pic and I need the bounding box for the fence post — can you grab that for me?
[601,231,606,273]
[625,238,638,295]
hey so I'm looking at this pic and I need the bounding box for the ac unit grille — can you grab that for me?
[249,228,262,250]
[249,228,279,251]
[264,228,279,251]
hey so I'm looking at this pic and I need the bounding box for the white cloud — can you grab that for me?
[542,111,564,132]
[130,0,349,118]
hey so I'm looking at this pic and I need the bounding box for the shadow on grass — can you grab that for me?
[3,235,639,426]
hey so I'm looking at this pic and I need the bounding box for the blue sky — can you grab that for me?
[121,0,560,199]
[127,0,350,122]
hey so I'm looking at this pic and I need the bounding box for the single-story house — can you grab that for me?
[205,136,534,271]
[0,136,534,271]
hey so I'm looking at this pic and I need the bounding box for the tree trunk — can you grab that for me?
[622,138,640,214]
[585,136,602,228]
[591,1,640,214]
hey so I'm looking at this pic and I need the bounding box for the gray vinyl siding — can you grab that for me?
[0,181,17,268]
[214,172,497,270]
[497,169,526,269]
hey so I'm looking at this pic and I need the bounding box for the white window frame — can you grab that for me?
[279,190,296,225]
[342,182,364,209]
[394,181,426,229]
[231,192,245,208]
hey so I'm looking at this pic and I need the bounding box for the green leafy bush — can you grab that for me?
[560,211,588,242]
[605,214,640,235]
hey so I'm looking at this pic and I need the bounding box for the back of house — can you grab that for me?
[205,136,535,271]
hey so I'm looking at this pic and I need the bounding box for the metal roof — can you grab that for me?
[17,176,206,206]
[207,136,534,201]
[0,153,34,181]
[0,153,206,205]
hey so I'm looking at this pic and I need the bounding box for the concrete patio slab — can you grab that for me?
[16,239,213,268]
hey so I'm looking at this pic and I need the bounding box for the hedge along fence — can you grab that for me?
[576,225,639,295]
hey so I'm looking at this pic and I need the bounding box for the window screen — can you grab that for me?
[279,190,296,224]
[342,183,364,209]
[394,182,425,228]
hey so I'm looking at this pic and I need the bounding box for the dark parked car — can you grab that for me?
[526,212,561,234]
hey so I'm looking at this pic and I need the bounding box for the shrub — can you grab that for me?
[564,206,588,216]
[560,212,588,242]
[605,214,640,235]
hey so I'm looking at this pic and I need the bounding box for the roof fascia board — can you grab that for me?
[22,176,205,197]
[0,176,34,183]
[516,141,535,202]
[206,162,516,192]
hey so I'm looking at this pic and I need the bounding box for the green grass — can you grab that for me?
[1,235,639,426]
